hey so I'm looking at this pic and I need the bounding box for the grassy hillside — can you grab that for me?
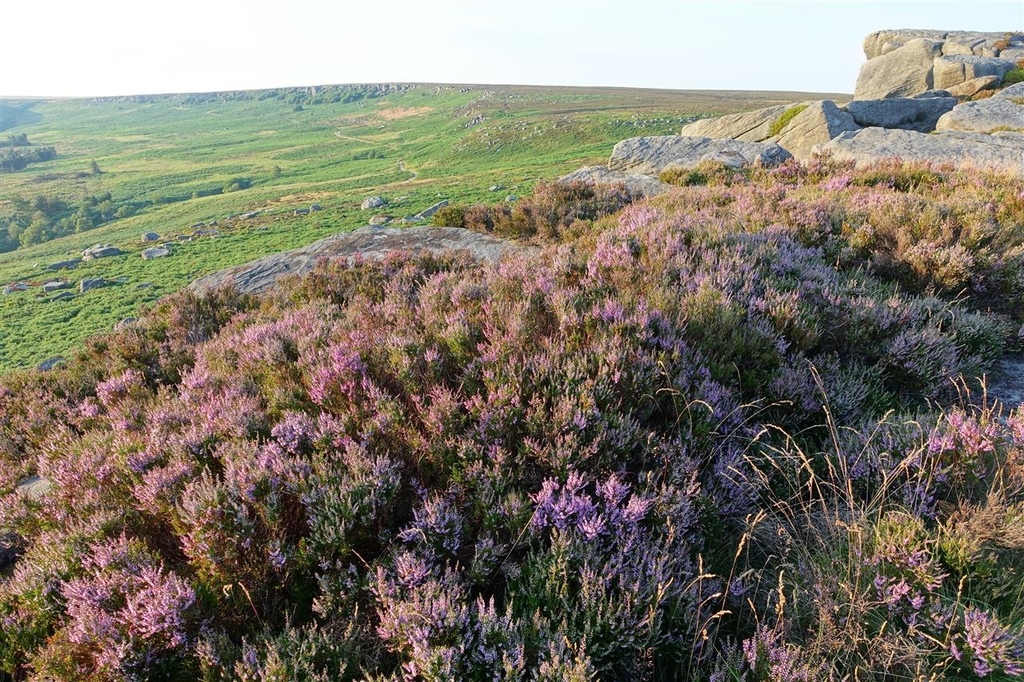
[0,84,846,370]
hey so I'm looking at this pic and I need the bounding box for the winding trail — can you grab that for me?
[398,160,419,183]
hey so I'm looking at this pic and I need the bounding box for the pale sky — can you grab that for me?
[4,0,1022,97]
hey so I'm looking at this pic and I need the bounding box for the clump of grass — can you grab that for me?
[659,159,742,187]
[1002,67,1024,86]
[769,103,809,137]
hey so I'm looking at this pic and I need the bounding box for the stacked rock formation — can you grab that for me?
[560,29,1024,189]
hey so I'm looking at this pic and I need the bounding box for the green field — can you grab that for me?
[0,84,846,370]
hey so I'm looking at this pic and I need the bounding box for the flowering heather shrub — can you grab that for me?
[0,160,1022,679]
[462,179,636,241]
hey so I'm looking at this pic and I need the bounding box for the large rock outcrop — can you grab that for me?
[191,226,525,295]
[774,101,860,161]
[815,127,1024,177]
[608,136,791,175]
[855,30,1023,99]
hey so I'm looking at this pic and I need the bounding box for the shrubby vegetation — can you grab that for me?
[2,158,1024,680]
[0,192,146,252]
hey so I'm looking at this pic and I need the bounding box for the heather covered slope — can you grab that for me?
[2,158,1024,680]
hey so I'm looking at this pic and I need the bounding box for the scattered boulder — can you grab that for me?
[361,196,387,210]
[608,136,791,175]
[2,283,28,295]
[933,55,1016,90]
[141,232,160,242]
[505,195,518,203]
[558,166,672,197]
[945,75,1000,98]
[82,244,122,260]
[844,96,956,132]
[79,277,105,293]
[42,281,69,293]
[141,246,172,260]
[241,210,262,219]
[36,357,64,371]
[489,185,505,192]
[50,291,74,302]
[114,317,137,331]
[191,226,527,296]
[678,105,790,142]
[293,208,310,216]
[854,38,943,100]
[310,204,322,212]
[774,101,860,161]
[17,475,51,500]
[415,200,449,220]
[814,127,1024,177]
[368,215,393,226]
[699,149,750,169]
[47,259,81,271]
[136,282,153,289]
[935,97,1024,133]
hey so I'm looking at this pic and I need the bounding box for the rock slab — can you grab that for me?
[844,96,956,133]
[608,136,791,175]
[191,226,527,296]
[936,97,1024,134]
[815,127,1024,177]
[854,38,943,100]
[678,105,790,142]
[775,101,861,161]
[558,166,672,197]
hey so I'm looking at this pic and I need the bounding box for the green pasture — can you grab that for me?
[0,84,845,370]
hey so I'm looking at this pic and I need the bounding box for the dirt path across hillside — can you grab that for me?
[398,160,419,182]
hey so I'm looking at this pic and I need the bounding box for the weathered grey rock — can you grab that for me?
[994,82,1024,100]
[141,232,160,242]
[678,105,789,142]
[863,30,1022,60]
[2,283,27,295]
[79,277,105,293]
[1000,47,1024,63]
[368,215,393,226]
[310,204,322,212]
[42,281,69,293]
[191,226,528,296]
[505,195,518,203]
[114,317,137,331]
[136,282,153,289]
[914,90,953,98]
[415,200,449,220]
[47,259,81,271]
[935,97,1024,133]
[775,101,860,161]
[559,165,672,197]
[489,185,505,192]
[815,127,1024,177]
[82,244,122,260]
[946,76,1001,98]
[17,475,51,500]
[293,208,310,216]
[934,55,1016,90]
[854,38,943,100]
[50,291,74,302]
[699,149,750,169]
[844,97,956,132]
[608,135,791,175]
[361,196,386,210]
[36,357,64,371]
[141,246,171,260]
